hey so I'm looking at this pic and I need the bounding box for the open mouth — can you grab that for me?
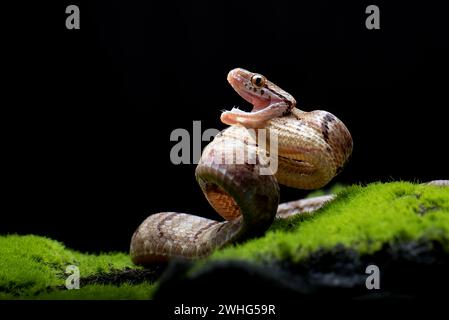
[221,68,289,127]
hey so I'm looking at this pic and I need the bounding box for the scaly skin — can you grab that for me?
[130,68,353,265]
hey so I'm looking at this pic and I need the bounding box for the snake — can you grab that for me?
[130,68,449,266]
[130,69,449,266]
[130,68,354,266]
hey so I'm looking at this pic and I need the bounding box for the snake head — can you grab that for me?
[222,68,296,128]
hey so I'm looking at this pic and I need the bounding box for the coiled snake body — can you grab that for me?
[130,68,353,265]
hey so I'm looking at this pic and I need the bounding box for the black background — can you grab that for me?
[3,0,448,252]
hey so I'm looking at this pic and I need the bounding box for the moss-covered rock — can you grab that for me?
[209,181,449,263]
[0,235,156,299]
[155,181,449,299]
[1,182,449,299]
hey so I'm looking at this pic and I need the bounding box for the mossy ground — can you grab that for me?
[0,235,155,299]
[208,181,449,264]
[1,182,448,299]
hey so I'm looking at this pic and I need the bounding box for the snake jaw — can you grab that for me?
[222,68,296,128]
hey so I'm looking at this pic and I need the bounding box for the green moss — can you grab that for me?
[208,182,449,263]
[0,235,154,300]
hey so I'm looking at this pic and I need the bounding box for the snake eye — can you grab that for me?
[251,74,266,88]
